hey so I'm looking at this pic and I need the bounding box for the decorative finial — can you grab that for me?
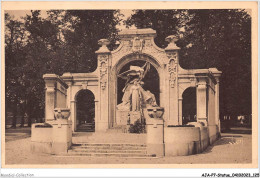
[96,39,110,53]
[165,35,180,50]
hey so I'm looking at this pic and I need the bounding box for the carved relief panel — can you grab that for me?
[98,54,109,90]
[167,52,178,88]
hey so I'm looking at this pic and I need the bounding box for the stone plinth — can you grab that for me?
[31,120,72,155]
[146,118,164,157]
[52,119,72,155]
[116,110,129,125]
[130,111,141,124]
[31,123,53,154]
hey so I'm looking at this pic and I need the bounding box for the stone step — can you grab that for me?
[71,146,146,150]
[65,142,152,158]
[68,149,146,154]
[71,147,147,151]
[65,152,153,158]
[72,133,147,144]
[72,143,146,147]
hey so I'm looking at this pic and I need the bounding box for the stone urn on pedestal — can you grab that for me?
[52,108,72,154]
[146,106,165,157]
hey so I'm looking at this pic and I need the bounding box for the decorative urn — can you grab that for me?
[54,108,70,120]
[147,106,164,119]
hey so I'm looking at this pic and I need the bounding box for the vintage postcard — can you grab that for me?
[1,1,258,175]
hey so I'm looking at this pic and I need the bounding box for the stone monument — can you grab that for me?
[33,28,222,157]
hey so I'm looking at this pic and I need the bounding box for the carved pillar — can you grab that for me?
[196,74,208,125]
[165,35,180,125]
[95,39,111,132]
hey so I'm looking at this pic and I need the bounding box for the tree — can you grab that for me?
[126,9,251,119]
[5,13,27,128]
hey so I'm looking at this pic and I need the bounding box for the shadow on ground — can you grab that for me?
[5,127,31,142]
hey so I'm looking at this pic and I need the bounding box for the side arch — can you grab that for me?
[182,87,197,124]
[74,89,95,132]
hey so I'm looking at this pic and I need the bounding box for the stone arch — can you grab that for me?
[182,87,197,124]
[74,89,95,132]
[109,53,165,128]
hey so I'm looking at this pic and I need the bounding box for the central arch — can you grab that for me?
[109,53,165,128]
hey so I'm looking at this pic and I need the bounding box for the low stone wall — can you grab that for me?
[164,125,219,156]
[200,126,210,151]
[164,127,200,156]
[31,120,72,155]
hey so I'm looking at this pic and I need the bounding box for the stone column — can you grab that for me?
[209,68,222,135]
[43,74,57,123]
[61,72,73,109]
[95,39,111,132]
[178,98,183,125]
[164,35,181,126]
[215,78,220,134]
[94,100,99,132]
[70,100,76,132]
[196,75,208,125]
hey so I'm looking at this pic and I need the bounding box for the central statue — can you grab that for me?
[117,61,157,112]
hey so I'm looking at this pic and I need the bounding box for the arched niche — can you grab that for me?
[182,87,197,125]
[74,89,95,132]
[109,53,165,128]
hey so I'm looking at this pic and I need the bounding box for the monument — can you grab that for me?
[31,28,222,157]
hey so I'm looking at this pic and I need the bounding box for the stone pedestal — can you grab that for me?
[146,118,164,157]
[116,110,129,125]
[51,119,72,154]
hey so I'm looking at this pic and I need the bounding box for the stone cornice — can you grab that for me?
[43,74,68,89]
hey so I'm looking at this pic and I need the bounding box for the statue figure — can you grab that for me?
[130,80,142,111]
[117,61,158,111]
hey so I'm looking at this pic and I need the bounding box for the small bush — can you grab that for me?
[128,120,145,133]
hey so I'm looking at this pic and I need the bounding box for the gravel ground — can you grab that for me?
[4,127,252,165]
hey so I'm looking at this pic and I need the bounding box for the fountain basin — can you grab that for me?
[147,106,164,119]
